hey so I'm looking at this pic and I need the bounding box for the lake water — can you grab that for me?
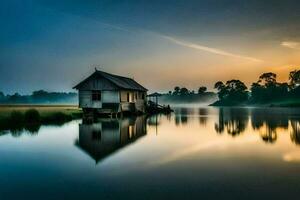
[1,107,300,199]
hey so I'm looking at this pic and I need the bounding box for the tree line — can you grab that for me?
[169,86,208,96]
[213,69,300,106]
[159,86,217,104]
[0,90,77,104]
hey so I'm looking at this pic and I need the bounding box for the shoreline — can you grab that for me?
[210,102,300,108]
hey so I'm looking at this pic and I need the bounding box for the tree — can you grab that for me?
[214,81,226,100]
[9,93,21,102]
[214,80,248,105]
[0,91,4,100]
[289,69,300,98]
[250,82,264,102]
[258,72,277,86]
[179,87,189,96]
[173,86,180,95]
[226,80,247,91]
[289,70,300,88]
[225,80,248,102]
[198,86,207,94]
[214,81,225,90]
[32,90,48,98]
[251,72,289,103]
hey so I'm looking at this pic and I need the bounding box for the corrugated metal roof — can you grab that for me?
[73,70,148,91]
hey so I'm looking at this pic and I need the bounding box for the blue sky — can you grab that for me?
[1,0,300,94]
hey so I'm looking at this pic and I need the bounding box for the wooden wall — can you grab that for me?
[79,90,120,108]
[102,91,119,103]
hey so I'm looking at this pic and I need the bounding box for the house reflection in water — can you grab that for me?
[75,116,147,164]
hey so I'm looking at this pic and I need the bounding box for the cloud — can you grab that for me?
[281,41,300,50]
[91,21,263,63]
[163,36,263,62]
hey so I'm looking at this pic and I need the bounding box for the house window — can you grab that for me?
[135,93,138,100]
[141,93,145,100]
[92,90,101,101]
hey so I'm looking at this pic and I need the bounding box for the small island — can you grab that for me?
[211,69,300,107]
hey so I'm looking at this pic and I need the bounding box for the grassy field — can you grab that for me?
[0,105,82,133]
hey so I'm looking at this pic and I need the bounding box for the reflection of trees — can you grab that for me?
[174,108,192,126]
[24,124,41,134]
[199,108,208,116]
[215,108,224,133]
[251,109,289,144]
[1,124,41,137]
[199,117,207,126]
[199,108,208,126]
[0,120,55,137]
[251,109,289,130]
[166,113,171,121]
[291,120,300,145]
[180,108,188,125]
[175,114,181,126]
[215,108,248,136]
[260,127,277,143]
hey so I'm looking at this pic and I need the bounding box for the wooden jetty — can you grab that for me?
[146,92,173,114]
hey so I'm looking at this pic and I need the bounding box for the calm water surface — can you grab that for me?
[1,107,300,199]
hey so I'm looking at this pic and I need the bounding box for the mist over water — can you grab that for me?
[158,94,218,107]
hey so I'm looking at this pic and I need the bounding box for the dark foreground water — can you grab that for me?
[1,107,300,200]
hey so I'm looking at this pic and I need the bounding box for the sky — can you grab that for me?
[1,0,300,94]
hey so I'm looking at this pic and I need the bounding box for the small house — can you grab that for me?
[73,69,148,115]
